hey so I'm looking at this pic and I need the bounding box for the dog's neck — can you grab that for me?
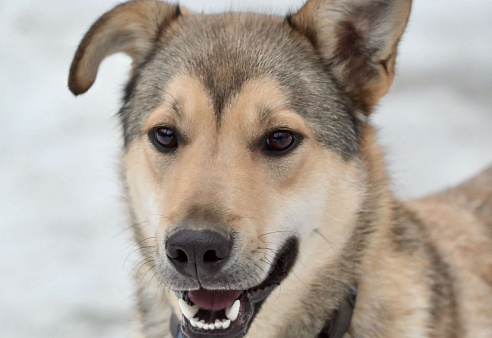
[348,125,457,337]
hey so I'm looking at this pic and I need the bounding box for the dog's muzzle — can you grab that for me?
[168,236,299,338]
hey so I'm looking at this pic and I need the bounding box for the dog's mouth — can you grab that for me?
[174,237,298,338]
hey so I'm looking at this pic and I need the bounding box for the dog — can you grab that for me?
[68,0,492,337]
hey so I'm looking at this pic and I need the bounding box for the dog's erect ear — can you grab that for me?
[288,0,412,114]
[68,0,182,95]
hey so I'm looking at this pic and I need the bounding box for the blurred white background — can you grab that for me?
[0,0,491,337]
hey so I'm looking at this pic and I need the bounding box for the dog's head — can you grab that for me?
[69,0,411,336]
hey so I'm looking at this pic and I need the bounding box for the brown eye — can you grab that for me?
[149,127,178,153]
[266,130,296,154]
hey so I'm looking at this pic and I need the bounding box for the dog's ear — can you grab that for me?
[288,0,411,114]
[68,0,183,95]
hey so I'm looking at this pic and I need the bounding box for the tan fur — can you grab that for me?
[69,0,492,337]
[405,199,492,337]
[347,129,492,338]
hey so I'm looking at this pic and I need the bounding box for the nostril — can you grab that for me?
[203,249,221,263]
[167,247,189,264]
[174,249,188,264]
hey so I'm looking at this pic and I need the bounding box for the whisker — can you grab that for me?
[245,257,267,285]
[257,245,308,270]
[110,223,137,243]
[129,254,156,274]
[291,270,306,286]
[258,230,299,238]
[130,258,155,277]
[313,228,340,253]
[150,213,172,221]
[114,220,154,245]
[256,246,276,253]
[128,236,157,252]
[124,244,157,265]
[157,280,167,300]
[138,264,156,290]
[146,271,158,298]
[244,260,263,285]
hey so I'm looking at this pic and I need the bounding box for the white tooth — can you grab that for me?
[196,320,204,329]
[190,317,198,327]
[208,324,215,330]
[225,300,240,321]
[222,319,231,329]
[214,319,223,329]
[203,323,209,330]
[178,299,199,320]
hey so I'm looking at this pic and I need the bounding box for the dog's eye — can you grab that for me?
[265,130,297,155]
[149,127,178,153]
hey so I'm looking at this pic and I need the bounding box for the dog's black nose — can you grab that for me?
[166,229,231,277]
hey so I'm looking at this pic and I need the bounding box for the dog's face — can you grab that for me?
[69,1,411,337]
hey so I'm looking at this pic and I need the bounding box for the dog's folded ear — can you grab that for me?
[288,0,412,115]
[68,0,182,96]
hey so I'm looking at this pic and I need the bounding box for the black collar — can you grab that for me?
[318,286,357,338]
[171,286,357,338]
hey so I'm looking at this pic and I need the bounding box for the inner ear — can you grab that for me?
[287,0,412,115]
[68,1,183,95]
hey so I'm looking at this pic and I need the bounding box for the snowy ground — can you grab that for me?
[0,0,491,337]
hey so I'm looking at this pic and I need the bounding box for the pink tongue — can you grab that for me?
[188,289,242,311]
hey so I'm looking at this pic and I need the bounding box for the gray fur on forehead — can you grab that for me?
[119,13,359,159]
